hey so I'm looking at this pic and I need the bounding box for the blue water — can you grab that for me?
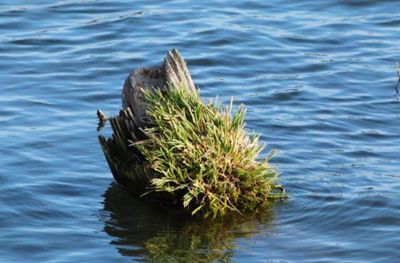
[1,1,400,262]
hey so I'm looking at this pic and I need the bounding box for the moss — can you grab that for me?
[130,86,285,217]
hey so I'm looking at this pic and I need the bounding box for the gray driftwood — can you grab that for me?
[98,49,195,198]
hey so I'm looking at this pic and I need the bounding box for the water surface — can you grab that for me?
[1,0,400,262]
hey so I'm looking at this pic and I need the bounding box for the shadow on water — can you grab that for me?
[101,184,276,262]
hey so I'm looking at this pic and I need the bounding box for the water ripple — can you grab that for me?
[1,0,400,262]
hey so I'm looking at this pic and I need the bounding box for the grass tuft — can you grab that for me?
[133,86,284,217]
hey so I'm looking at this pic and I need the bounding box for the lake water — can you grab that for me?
[1,0,400,262]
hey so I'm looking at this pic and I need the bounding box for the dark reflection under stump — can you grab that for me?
[101,184,276,262]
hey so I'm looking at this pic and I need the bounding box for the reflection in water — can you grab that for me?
[101,184,275,262]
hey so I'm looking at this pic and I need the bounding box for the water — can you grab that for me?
[1,0,399,262]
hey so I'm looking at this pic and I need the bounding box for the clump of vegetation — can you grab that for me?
[132,86,285,217]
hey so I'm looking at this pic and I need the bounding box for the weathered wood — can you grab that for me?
[121,67,164,127]
[163,49,196,91]
[121,49,195,126]
[98,49,195,197]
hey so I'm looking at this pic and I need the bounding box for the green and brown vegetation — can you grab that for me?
[131,85,284,217]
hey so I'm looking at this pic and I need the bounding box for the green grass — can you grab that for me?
[133,86,285,217]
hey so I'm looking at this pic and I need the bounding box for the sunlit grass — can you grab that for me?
[132,86,285,217]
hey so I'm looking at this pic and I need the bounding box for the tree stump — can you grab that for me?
[98,49,195,199]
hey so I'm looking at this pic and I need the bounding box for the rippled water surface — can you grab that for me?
[1,0,400,262]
